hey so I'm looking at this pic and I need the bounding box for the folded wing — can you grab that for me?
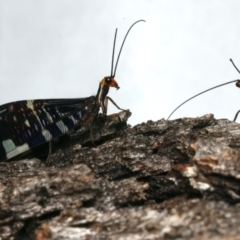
[0,97,95,161]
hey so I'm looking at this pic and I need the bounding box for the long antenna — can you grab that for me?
[167,59,240,120]
[112,19,145,77]
[167,79,240,120]
[110,29,118,77]
[230,58,240,74]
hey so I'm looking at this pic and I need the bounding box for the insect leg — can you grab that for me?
[233,110,240,122]
[90,106,100,145]
[106,96,128,112]
[46,141,52,162]
[105,97,129,136]
[90,120,96,146]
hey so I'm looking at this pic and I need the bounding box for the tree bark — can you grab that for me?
[1,112,240,239]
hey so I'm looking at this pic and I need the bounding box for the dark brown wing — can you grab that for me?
[0,97,95,161]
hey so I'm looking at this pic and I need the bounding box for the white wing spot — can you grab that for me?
[2,139,16,153]
[2,139,30,159]
[42,129,52,141]
[25,119,30,127]
[56,121,68,134]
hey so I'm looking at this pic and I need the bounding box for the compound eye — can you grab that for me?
[236,81,240,88]
[106,77,112,83]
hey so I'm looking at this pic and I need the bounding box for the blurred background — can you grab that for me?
[1,0,240,126]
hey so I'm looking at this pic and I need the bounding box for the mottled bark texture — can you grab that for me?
[1,112,240,239]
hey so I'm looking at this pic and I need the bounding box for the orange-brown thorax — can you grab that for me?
[96,76,120,115]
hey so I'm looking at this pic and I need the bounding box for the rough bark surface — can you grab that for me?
[1,112,240,239]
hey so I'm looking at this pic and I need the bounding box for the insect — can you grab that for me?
[0,20,145,161]
[167,59,240,121]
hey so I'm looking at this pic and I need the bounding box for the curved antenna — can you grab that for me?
[167,79,240,120]
[110,29,118,77]
[112,19,145,77]
[230,58,240,74]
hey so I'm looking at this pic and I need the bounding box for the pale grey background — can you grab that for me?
[1,0,240,125]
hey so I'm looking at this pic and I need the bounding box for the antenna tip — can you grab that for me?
[230,58,233,62]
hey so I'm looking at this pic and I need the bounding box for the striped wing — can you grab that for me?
[0,97,95,161]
